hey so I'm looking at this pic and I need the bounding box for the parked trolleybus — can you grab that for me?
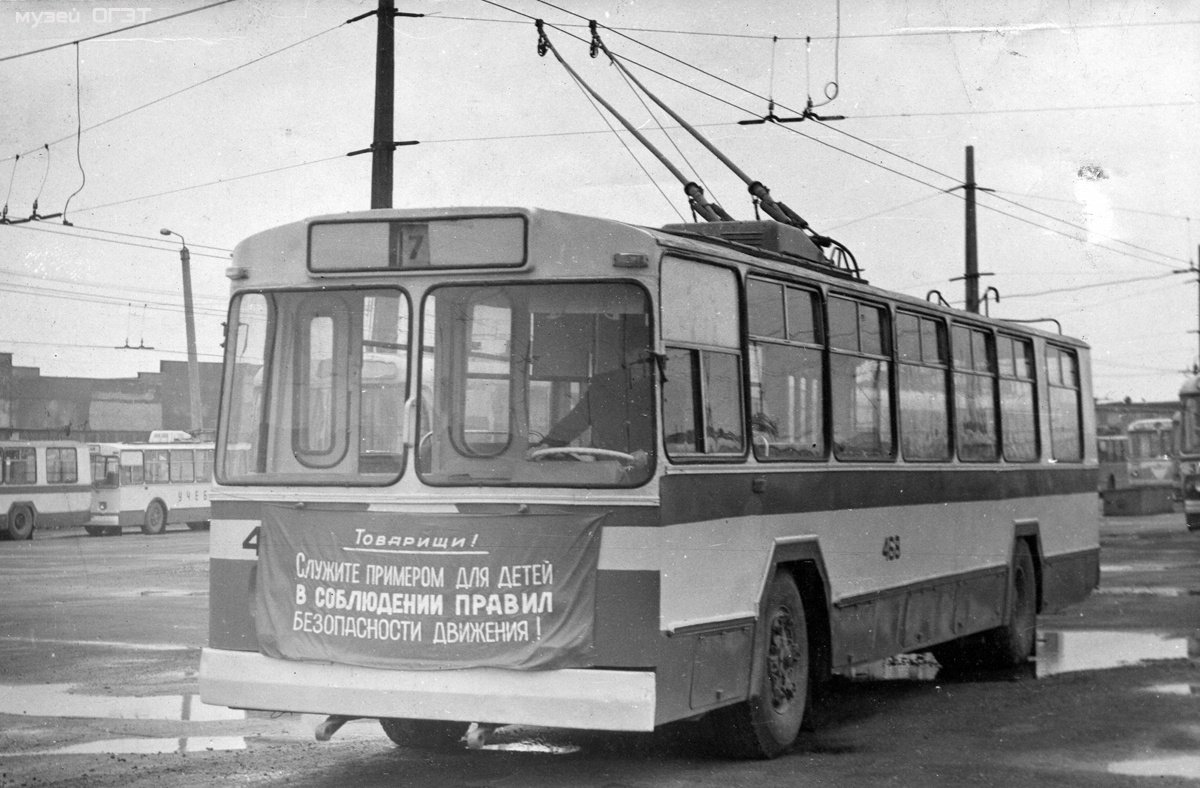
[87,441,214,535]
[200,208,1100,758]
[1179,375,1200,530]
[1124,417,1179,491]
[1096,434,1129,491]
[0,440,93,540]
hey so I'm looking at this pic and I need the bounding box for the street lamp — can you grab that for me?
[160,228,203,434]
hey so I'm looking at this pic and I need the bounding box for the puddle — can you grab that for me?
[1144,683,1200,695]
[849,653,941,682]
[0,736,246,757]
[1037,631,1192,678]
[1095,587,1194,597]
[0,684,244,721]
[0,636,190,651]
[137,589,207,597]
[1109,754,1200,778]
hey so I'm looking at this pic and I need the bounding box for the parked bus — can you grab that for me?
[1179,375,1200,530]
[200,208,1099,758]
[87,441,214,536]
[0,440,93,540]
[1096,434,1129,491]
[1124,417,1179,491]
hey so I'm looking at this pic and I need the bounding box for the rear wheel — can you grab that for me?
[84,526,106,537]
[933,540,1038,670]
[379,718,465,749]
[710,571,808,759]
[987,540,1038,666]
[142,501,167,535]
[6,505,35,540]
[186,521,210,531]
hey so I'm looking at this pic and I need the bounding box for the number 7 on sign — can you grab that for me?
[401,225,429,267]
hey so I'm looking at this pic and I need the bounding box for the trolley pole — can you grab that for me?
[370,0,395,209]
[964,146,980,313]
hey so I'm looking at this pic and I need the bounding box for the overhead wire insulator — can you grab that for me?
[589,20,600,58]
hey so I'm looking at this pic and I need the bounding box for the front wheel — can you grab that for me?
[710,571,808,759]
[379,718,465,749]
[84,526,107,537]
[186,521,210,532]
[5,505,35,540]
[142,500,167,535]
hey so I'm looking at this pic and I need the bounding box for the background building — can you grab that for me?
[0,353,221,442]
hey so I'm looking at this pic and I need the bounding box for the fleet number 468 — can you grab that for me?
[882,535,901,561]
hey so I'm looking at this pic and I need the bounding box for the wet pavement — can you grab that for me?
[1,512,1198,786]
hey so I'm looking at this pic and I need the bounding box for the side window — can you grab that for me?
[747,279,825,460]
[1047,346,1083,460]
[661,260,744,459]
[196,450,214,483]
[896,312,950,460]
[121,450,144,485]
[144,450,170,483]
[170,450,196,483]
[662,348,745,456]
[46,447,78,484]
[829,297,893,460]
[997,336,1038,461]
[952,324,998,461]
[2,448,36,484]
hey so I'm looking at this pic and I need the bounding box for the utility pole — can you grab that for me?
[950,146,994,313]
[964,146,979,313]
[345,2,420,206]
[160,229,202,433]
[371,0,395,209]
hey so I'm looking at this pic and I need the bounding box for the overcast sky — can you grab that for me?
[0,0,1196,403]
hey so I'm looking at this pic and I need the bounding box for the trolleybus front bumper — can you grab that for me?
[199,647,656,732]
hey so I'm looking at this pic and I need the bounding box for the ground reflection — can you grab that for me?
[1109,754,1200,778]
[0,737,246,756]
[1036,630,1192,677]
[0,683,244,720]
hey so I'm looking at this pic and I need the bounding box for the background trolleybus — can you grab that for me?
[87,441,214,536]
[1178,375,1200,530]
[1124,416,1179,492]
[200,207,1100,759]
[0,440,93,540]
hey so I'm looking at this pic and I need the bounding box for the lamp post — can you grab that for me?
[160,228,203,433]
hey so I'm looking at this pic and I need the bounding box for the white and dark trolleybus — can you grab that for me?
[0,440,93,540]
[87,440,214,535]
[198,205,1099,758]
[1178,375,1200,531]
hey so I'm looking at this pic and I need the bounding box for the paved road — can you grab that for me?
[1,515,1198,787]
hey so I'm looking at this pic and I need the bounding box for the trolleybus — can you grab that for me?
[1096,434,1129,491]
[0,440,93,539]
[200,207,1100,758]
[1124,416,1179,491]
[87,440,214,535]
[1179,376,1200,530]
